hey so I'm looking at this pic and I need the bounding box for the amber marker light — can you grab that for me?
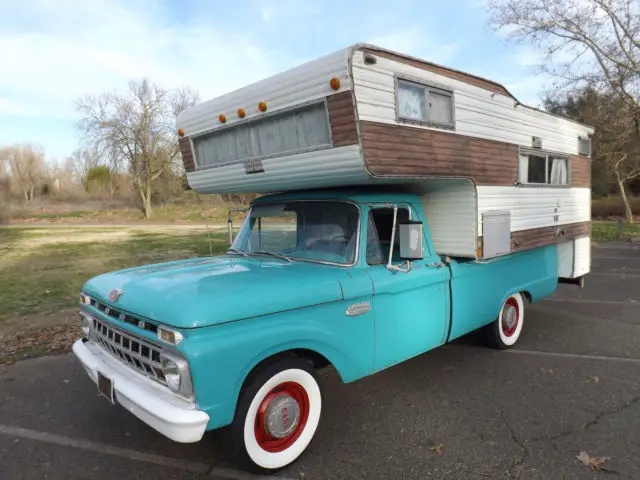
[237,108,246,118]
[177,128,185,137]
[258,101,267,112]
[330,77,341,90]
[219,114,227,123]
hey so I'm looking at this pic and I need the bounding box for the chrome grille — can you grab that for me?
[91,317,166,385]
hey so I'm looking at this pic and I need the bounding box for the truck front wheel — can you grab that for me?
[231,357,322,473]
[485,292,525,349]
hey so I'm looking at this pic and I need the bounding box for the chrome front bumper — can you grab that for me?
[72,339,209,443]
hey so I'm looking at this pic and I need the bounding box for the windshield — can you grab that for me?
[230,201,360,265]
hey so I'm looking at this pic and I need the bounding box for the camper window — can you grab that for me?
[518,151,570,186]
[396,78,454,129]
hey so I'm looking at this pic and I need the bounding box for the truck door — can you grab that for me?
[364,204,450,371]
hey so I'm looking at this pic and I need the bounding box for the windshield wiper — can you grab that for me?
[250,250,294,263]
[226,248,248,257]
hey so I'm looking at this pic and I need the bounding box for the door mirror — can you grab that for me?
[398,221,424,260]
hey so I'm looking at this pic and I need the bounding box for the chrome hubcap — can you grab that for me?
[264,394,300,438]
[503,305,517,330]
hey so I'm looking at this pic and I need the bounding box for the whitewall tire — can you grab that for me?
[231,357,322,473]
[486,292,525,349]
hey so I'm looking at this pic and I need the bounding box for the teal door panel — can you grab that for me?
[367,263,450,371]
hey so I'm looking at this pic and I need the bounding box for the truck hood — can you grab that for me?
[82,256,346,328]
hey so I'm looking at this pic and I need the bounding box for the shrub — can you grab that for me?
[592,196,640,219]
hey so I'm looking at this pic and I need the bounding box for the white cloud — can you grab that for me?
[0,0,287,123]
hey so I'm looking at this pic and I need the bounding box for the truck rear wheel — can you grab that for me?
[231,357,322,473]
[485,292,525,349]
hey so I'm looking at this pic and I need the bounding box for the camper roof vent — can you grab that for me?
[531,136,542,149]
[364,53,377,65]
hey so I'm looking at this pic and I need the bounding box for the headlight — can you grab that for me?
[163,359,182,392]
[78,311,92,338]
[160,353,193,397]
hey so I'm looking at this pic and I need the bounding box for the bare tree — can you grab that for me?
[0,143,47,202]
[488,0,640,222]
[76,78,199,219]
[0,155,10,223]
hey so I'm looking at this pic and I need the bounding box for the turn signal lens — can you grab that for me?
[330,77,341,90]
[157,326,184,346]
[237,108,246,118]
[80,293,91,306]
[219,114,227,123]
[177,128,185,137]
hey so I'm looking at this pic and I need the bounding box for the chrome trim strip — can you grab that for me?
[346,301,371,316]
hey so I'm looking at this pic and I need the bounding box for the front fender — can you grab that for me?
[183,300,375,430]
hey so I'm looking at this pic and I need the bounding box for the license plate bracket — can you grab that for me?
[97,371,115,405]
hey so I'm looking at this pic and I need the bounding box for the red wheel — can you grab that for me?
[231,357,322,472]
[254,381,310,453]
[486,292,525,349]
[500,296,520,338]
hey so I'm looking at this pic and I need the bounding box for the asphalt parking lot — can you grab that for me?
[1,240,639,480]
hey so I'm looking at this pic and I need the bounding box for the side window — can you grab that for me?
[396,79,455,129]
[366,207,410,266]
[366,214,384,265]
[518,151,570,186]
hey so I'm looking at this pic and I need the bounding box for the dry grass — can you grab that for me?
[0,225,230,364]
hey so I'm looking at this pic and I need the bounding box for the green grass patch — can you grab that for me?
[0,226,229,322]
[591,221,640,242]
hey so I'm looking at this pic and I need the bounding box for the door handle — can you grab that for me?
[425,262,443,268]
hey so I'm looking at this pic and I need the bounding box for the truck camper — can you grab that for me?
[72,43,593,473]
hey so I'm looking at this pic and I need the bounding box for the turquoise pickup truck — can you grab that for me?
[73,43,593,473]
[73,188,559,472]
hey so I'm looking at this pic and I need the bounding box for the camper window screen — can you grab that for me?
[396,79,454,128]
[193,101,331,167]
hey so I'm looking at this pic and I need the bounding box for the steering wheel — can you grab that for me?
[330,234,350,243]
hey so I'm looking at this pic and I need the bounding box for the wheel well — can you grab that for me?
[521,291,533,304]
[240,349,333,395]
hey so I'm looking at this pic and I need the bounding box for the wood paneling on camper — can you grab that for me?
[360,121,518,186]
[510,221,590,253]
[571,155,591,188]
[327,91,359,147]
[179,137,196,173]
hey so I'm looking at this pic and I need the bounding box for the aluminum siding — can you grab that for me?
[477,187,591,235]
[351,50,594,156]
[420,179,477,257]
[177,48,352,137]
[185,145,372,194]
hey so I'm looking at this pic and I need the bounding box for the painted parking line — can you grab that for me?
[507,349,640,364]
[542,298,639,306]
[0,424,294,480]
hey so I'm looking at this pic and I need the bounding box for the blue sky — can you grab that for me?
[0,0,549,164]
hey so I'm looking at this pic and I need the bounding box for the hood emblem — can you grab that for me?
[109,289,124,302]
